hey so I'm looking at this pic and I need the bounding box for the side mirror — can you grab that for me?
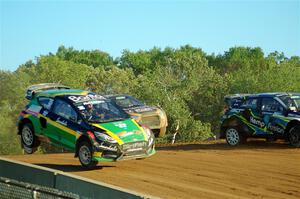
[283,108,291,116]
[289,107,297,112]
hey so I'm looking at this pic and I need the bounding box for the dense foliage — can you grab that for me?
[0,45,299,154]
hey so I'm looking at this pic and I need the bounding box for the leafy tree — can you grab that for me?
[1,45,300,155]
[22,55,93,89]
[130,45,213,141]
[86,66,138,94]
[118,49,154,75]
[208,46,267,74]
[56,45,114,68]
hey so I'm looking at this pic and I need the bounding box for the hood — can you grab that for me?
[123,105,157,114]
[91,119,147,144]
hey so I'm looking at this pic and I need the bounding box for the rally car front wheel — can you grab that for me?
[78,141,98,169]
[225,127,245,146]
[21,123,36,154]
[288,126,300,148]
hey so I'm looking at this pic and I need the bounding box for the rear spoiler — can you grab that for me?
[224,93,251,100]
[26,83,70,100]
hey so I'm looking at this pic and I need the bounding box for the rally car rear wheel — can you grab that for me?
[288,126,300,148]
[21,123,36,154]
[225,127,244,146]
[78,141,98,168]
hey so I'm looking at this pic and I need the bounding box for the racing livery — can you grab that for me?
[106,94,168,137]
[220,93,300,147]
[18,84,155,168]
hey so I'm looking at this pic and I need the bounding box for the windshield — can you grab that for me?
[74,100,129,123]
[114,96,144,108]
[279,95,300,111]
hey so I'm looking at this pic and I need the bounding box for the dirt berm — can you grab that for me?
[6,140,300,199]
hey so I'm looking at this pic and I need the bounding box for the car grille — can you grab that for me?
[140,115,160,127]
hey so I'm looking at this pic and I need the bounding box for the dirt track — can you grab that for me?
[6,140,300,199]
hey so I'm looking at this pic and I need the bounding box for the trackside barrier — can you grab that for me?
[0,157,157,199]
[0,177,80,199]
[0,158,56,187]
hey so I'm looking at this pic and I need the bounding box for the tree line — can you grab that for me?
[0,45,299,154]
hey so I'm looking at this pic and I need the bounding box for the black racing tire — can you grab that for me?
[288,126,300,148]
[21,123,35,154]
[78,141,98,169]
[225,127,246,146]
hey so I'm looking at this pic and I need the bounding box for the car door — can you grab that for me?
[240,97,266,135]
[46,98,82,150]
[37,97,56,142]
[261,97,285,136]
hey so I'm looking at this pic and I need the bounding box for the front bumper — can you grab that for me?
[92,141,156,162]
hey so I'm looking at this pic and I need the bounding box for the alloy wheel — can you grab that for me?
[79,145,92,165]
[22,125,34,146]
[226,128,240,146]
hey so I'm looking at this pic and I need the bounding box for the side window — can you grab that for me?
[241,98,258,110]
[53,99,78,122]
[261,98,283,112]
[231,98,244,108]
[38,97,54,110]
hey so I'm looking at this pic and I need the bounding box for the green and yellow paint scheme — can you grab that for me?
[18,84,155,165]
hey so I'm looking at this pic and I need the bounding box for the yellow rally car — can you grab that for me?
[107,95,168,137]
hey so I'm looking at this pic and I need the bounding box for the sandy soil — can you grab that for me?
[6,140,300,199]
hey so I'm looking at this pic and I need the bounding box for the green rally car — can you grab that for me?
[18,84,155,168]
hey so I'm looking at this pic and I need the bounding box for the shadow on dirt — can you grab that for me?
[35,163,115,172]
[156,139,293,151]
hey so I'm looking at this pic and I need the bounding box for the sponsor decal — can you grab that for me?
[126,106,155,113]
[267,123,284,134]
[123,142,147,151]
[114,122,127,129]
[83,100,105,105]
[134,130,142,134]
[68,94,105,103]
[250,116,265,128]
[119,131,134,138]
[118,131,127,137]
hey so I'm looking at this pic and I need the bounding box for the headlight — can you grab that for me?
[94,132,117,143]
[131,115,141,122]
[142,126,152,138]
[142,126,154,146]
[158,109,166,118]
[158,109,167,122]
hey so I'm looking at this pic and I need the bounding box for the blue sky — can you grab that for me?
[1,0,299,71]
